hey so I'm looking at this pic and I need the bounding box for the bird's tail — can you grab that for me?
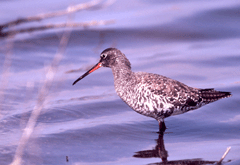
[199,88,231,103]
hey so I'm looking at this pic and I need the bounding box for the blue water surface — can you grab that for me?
[0,0,240,164]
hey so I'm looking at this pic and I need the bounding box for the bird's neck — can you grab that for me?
[111,63,137,100]
[111,65,134,90]
[111,65,133,81]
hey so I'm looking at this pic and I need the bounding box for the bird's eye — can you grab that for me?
[101,54,107,59]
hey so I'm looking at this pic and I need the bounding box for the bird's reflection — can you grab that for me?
[133,133,217,165]
[133,133,168,162]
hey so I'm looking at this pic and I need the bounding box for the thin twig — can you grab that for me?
[217,147,231,165]
[0,0,102,30]
[0,0,116,37]
[10,16,73,165]
[3,20,115,36]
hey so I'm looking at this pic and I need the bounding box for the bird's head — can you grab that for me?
[72,48,131,85]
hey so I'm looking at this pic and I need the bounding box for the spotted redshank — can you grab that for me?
[73,48,231,134]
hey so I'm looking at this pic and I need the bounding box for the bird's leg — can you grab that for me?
[159,120,166,135]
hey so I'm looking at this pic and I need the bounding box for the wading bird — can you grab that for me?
[73,48,231,134]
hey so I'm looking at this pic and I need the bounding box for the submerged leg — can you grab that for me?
[159,120,166,135]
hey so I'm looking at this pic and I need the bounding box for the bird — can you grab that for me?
[72,48,231,134]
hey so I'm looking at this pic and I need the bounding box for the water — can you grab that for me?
[0,0,240,164]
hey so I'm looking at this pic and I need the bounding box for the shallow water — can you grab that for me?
[0,0,240,164]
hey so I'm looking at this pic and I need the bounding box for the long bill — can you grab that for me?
[72,62,102,85]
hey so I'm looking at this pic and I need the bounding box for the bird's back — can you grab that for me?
[117,72,231,120]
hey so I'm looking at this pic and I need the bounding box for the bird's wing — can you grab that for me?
[137,72,200,106]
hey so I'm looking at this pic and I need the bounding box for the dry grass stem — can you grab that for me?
[0,0,100,29]
[4,20,115,36]
[217,147,231,165]
[10,18,73,165]
[0,0,115,37]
